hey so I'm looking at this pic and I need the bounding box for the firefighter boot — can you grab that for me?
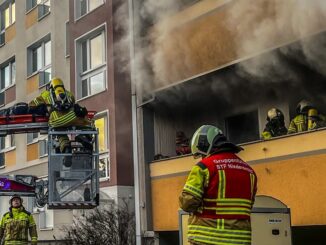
[63,146,72,168]
[75,134,93,153]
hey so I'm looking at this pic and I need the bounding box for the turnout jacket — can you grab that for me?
[179,151,257,245]
[288,114,326,134]
[0,207,38,245]
[29,90,77,128]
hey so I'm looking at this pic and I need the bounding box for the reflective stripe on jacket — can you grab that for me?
[0,207,38,244]
[288,114,326,134]
[184,152,257,220]
[288,115,308,134]
[29,90,77,128]
[187,215,252,245]
[179,152,257,245]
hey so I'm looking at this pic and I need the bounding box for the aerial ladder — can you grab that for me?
[0,111,99,209]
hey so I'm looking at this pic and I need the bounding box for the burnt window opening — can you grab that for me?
[225,110,260,145]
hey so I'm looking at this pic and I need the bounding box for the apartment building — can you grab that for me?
[133,0,326,244]
[0,0,134,242]
[68,0,134,205]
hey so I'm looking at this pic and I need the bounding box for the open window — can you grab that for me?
[225,110,259,145]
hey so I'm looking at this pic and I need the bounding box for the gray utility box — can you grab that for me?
[179,195,292,245]
[252,195,292,245]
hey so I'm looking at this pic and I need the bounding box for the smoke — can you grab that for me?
[226,0,326,80]
[135,0,326,92]
[136,0,204,91]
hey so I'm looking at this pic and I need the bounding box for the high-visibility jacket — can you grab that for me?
[179,151,257,245]
[0,207,38,245]
[288,114,326,134]
[261,121,287,140]
[29,90,77,128]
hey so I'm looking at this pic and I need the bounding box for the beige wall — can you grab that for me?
[150,130,326,230]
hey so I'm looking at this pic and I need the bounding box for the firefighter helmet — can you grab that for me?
[9,194,23,206]
[267,108,284,122]
[296,100,314,114]
[190,125,223,158]
[50,78,66,101]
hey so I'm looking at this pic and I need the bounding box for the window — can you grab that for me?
[95,116,107,152]
[37,0,50,20]
[99,156,109,179]
[28,37,51,86]
[0,0,15,31]
[77,29,106,99]
[0,91,4,106]
[75,0,104,19]
[94,114,109,179]
[38,138,48,157]
[225,110,260,144]
[26,0,50,16]
[0,59,15,90]
[0,135,15,151]
[26,0,42,11]
[0,152,4,167]
[27,132,38,144]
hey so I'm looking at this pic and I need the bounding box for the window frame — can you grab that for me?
[26,0,50,14]
[27,132,39,145]
[74,0,105,20]
[26,0,38,12]
[0,0,15,32]
[0,58,15,92]
[75,25,107,100]
[37,0,50,21]
[94,111,108,153]
[38,136,48,158]
[27,35,52,86]
[99,154,109,180]
[94,111,109,180]
[0,134,15,152]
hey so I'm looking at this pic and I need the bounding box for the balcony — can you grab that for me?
[150,129,326,231]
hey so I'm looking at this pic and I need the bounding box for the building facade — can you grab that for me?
[0,0,134,242]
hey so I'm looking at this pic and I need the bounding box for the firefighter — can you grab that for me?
[179,125,257,245]
[0,195,38,244]
[176,131,191,155]
[288,100,326,134]
[29,78,93,167]
[262,108,287,140]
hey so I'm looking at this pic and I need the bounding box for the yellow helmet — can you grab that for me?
[296,100,313,114]
[50,78,66,100]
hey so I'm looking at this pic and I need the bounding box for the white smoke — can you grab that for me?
[227,0,326,80]
[131,0,326,94]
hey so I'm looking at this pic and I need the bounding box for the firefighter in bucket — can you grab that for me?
[29,78,93,167]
